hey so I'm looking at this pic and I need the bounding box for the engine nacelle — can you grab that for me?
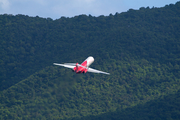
[84,68,88,73]
[73,63,79,71]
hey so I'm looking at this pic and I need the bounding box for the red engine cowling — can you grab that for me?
[73,63,78,72]
[84,68,88,73]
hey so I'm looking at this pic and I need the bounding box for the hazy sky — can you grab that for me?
[0,0,179,19]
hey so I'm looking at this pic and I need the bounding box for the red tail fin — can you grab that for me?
[76,63,78,70]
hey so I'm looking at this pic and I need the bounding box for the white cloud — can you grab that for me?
[34,0,47,6]
[0,0,10,10]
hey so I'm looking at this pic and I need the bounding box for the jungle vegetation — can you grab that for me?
[0,1,180,119]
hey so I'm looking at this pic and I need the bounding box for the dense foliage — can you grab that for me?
[77,90,180,120]
[0,1,180,119]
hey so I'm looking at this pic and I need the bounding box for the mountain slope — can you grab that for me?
[1,1,180,91]
[0,1,180,119]
[0,57,180,119]
[75,90,180,120]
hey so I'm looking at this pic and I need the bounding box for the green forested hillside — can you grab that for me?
[0,1,180,120]
[76,90,180,120]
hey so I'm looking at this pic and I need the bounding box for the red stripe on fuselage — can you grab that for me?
[81,61,87,67]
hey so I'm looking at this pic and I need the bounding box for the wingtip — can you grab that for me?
[102,72,110,75]
[53,63,62,66]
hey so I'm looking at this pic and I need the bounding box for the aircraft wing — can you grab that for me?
[53,63,75,69]
[87,68,110,75]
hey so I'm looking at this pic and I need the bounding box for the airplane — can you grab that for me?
[53,56,110,75]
